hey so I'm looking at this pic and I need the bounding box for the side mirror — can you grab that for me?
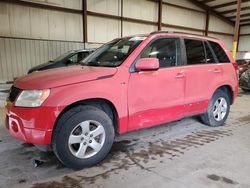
[135,58,159,71]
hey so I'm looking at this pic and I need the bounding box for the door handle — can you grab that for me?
[208,69,221,73]
[213,69,221,73]
[176,72,185,78]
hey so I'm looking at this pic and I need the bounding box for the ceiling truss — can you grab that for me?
[194,0,250,26]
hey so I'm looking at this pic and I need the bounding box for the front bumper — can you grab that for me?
[5,103,62,145]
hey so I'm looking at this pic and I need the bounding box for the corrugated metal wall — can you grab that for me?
[208,15,234,50]
[87,0,122,43]
[87,0,234,45]
[22,0,83,10]
[0,1,84,82]
[239,26,250,52]
[0,2,83,41]
[0,0,237,82]
[122,0,158,36]
[0,38,85,81]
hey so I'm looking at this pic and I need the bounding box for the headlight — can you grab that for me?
[15,89,50,107]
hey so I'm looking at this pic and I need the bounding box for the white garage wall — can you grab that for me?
[0,2,83,41]
[238,36,250,52]
[207,15,234,51]
[162,5,206,30]
[209,15,234,34]
[123,0,158,22]
[163,0,203,11]
[87,16,121,43]
[0,38,85,81]
[0,1,84,82]
[241,26,250,33]
[208,33,233,51]
[0,0,240,82]
[162,27,203,35]
[238,26,250,52]
[85,43,103,49]
[123,21,157,36]
[22,0,82,10]
[87,0,121,16]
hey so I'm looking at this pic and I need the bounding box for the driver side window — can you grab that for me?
[68,54,78,64]
[140,38,180,68]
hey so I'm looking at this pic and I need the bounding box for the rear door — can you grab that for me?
[209,41,237,95]
[183,38,222,115]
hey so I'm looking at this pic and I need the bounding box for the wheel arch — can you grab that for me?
[52,98,119,142]
[214,85,234,105]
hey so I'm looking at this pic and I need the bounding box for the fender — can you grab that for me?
[43,67,130,133]
[210,81,237,104]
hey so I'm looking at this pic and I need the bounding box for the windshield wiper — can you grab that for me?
[80,61,117,67]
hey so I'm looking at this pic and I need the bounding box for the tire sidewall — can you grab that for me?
[207,90,230,127]
[54,106,114,169]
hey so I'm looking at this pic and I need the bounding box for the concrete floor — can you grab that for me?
[1,90,250,188]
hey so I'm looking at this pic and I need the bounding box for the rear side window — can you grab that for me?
[68,53,78,64]
[184,39,206,65]
[140,38,180,68]
[205,42,216,64]
[209,41,230,63]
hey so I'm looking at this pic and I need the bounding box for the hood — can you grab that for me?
[15,66,118,90]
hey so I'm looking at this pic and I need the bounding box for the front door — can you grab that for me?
[127,37,185,131]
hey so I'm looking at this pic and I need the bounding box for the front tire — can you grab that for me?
[201,90,230,127]
[52,105,115,169]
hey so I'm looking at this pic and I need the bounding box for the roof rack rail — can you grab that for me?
[149,31,218,40]
[150,31,172,34]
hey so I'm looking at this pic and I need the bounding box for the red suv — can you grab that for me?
[5,32,238,169]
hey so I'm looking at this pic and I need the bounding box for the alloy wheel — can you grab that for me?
[68,120,106,159]
[213,97,228,121]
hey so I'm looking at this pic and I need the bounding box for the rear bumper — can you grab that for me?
[5,103,62,145]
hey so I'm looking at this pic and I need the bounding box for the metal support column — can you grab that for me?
[121,0,123,37]
[158,0,162,31]
[82,0,88,43]
[232,0,241,60]
[205,10,210,36]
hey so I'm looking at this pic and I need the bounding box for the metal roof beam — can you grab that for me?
[240,23,250,26]
[228,13,250,19]
[187,0,234,26]
[221,6,250,14]
[240,18,250,23]
[200,0,216,3]
[211,0,250,9]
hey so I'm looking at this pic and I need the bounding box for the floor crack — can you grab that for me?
[125,151,189,188]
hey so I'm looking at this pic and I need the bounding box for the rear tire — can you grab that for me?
[52,105,114,169]
[200,90,230,127]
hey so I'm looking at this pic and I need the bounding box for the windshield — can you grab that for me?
[52,51,75,62]
[81,36,146,67]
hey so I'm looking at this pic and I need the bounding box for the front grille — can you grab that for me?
[8,86,22,102]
